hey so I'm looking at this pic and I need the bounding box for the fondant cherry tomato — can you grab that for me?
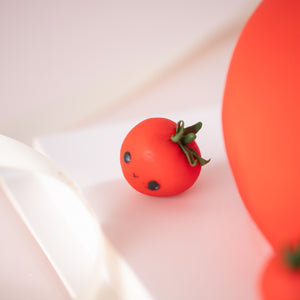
[261,248,300,300]
[222,0,300,250]
[120,118,209,196]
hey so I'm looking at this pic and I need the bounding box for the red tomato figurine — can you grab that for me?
[261,247,300,300]
[222,0,300,250]
[120,118,209,196]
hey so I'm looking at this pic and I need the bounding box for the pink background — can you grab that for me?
[0,0,262,299]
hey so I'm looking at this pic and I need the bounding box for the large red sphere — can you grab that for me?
[222,0,300,250]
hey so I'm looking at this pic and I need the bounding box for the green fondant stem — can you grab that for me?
[284,244,300,270]
[171,120,210,167]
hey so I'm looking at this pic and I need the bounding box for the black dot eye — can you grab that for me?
[148,181,160,191]
[123,151,131,163]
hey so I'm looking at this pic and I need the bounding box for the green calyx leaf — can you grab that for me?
[181,133,196,145]
[171,120,210,167]
[284,244,300,270]
[184,122,202,135]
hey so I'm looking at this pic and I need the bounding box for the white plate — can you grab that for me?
[34,104,272,300]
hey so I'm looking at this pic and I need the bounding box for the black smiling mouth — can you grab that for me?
[124,150,160,191]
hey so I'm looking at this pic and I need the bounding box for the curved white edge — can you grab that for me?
[0,135,80,193]
[0,135,110,300]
